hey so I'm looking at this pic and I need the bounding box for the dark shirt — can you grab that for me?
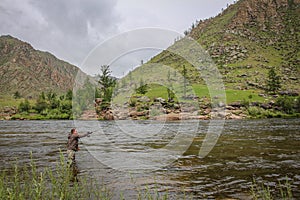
[67,133,89,151]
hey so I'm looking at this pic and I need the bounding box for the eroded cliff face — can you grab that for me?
[229,0,296,32]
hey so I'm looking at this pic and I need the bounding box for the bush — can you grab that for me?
[129,98,137,107]
[247,106,264,117]
[18,99,31,112]
[35,99,48,113]
[275,96,295,114]
[247,106,281,118]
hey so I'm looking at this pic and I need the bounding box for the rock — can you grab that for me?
[173,104,181,109]
[139,96,150,103]
[229,102,242,108]
[154,97,166,105]
[260,103,272,110]
[198,115,210,120]
[80,110,98,120]
[154,113,180,121]
[129,110,149,118]
[250,102,260,106]
[226,106,236,110]
[279,91,299,96]
[238,53,245,57]
[289,77,297,81]
[95,98,103,105]
[104,110,114,120]
[218,102,226,107]
[226,114,242,119]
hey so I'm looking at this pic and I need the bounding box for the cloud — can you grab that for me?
[0,0,235,75]
[115,0,235,33]
[0,0,121,67]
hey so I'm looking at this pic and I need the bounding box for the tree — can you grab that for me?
[266,67,281,94]
[35,92,48,113]
[182,65,187,98]
[275,96,294,114]
[66,89,73,101]
[167,70,175,102]
[40,92,46,100]
[13,91,21,99]
[98,65,116,102]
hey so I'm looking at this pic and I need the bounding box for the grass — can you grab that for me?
[250,177,293,200]
[0,152,111,200]
[0,96,35,108]
[147,84,265,104]
[225,88,265,103]
[112,83,267,111]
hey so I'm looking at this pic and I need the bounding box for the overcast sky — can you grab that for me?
[0,0,235,76]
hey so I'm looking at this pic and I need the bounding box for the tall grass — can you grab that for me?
[250,177,293,200]
[0,152,111,200]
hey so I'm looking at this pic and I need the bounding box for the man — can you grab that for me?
[67,128,92,164]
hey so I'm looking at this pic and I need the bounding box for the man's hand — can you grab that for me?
[87,131,93,137]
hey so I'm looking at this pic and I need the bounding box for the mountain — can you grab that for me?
[0,35,87,97]
[149,0,299,92]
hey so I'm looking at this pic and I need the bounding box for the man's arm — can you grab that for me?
[78,132,93,138]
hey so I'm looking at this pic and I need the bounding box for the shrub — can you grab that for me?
[275,96,295,114]
[129,98,137,107]
[18,99,31,112]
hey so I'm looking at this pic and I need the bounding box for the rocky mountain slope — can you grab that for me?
[149,0,300,92]
[0,35,87,97]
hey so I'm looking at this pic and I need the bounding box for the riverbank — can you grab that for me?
[1,91,299,120]
[1,103,299,120]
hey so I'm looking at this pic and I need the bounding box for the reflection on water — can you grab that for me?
[0,119,299,199]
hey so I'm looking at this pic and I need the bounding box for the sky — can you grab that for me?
[0,0,235,76]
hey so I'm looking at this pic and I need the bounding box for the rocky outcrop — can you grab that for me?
[209,44,248,64]
[229,0,288,32]
[104,96,250,121]
[79,110,98,120]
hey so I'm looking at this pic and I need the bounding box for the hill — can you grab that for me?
[0,35,87,98]
[148,0,299,92]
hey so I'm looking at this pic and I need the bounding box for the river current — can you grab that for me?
[0,119,299,199]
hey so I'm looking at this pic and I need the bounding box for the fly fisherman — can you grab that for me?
[67,128,92,165]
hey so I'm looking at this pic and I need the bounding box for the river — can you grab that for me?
[0,119,299,199]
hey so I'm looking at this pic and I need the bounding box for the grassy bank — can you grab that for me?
[0,153,110,200]
[1,84,299,120]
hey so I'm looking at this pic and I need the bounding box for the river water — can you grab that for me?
[0,119,299,199]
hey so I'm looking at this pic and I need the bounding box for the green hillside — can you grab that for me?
[148,0,299,93]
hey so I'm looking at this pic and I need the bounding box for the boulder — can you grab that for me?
[104,110,114,120]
